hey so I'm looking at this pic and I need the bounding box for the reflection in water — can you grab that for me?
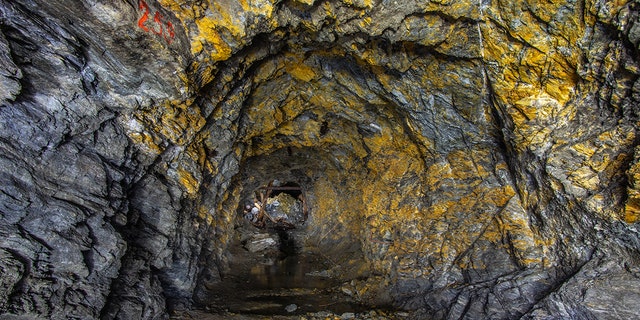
[248,252,333,290]
[204,229,367,315]
[248,229,334,290]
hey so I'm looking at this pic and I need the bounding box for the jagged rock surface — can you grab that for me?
[0,0,639,319]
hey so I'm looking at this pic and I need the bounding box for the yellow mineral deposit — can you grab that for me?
[122,2,638,280]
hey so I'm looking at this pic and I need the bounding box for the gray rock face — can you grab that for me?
[0,30,21,105]
[0,0,192,318]
[0,0,639,319]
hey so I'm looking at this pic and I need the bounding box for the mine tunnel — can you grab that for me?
[1,0,640,319]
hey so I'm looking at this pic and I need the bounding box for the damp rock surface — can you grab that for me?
[0,0,639,319]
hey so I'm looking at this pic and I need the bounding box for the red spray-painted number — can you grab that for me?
[165,22,175,43]
[138,0,150,31]
[137,0,174,44]
[152,11,163,35]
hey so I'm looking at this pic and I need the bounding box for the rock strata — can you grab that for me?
[0,0,639,319]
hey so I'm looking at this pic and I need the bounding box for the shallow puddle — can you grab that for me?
[199,228,370,316]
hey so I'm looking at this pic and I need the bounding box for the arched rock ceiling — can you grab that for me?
[118,0,640,315]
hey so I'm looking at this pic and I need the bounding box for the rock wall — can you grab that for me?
[0,0,639,319]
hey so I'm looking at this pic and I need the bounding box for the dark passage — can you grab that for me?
[276,228,296,257]
[269,182,303,199]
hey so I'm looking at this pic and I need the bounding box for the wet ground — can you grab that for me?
[171,225,413,319]
[171,309,412,320]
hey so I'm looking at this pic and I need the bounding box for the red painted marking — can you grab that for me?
[165,21,175,44]
[137,0,175,45]
[137,0,150,32]
[152,11,163,35]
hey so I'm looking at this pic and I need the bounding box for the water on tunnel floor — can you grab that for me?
[199,226,371,316]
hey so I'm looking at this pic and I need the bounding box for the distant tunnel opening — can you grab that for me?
[243,180,308,230]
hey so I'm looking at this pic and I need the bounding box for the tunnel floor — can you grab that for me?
[204,226,367,315]
[171,222,411,319]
